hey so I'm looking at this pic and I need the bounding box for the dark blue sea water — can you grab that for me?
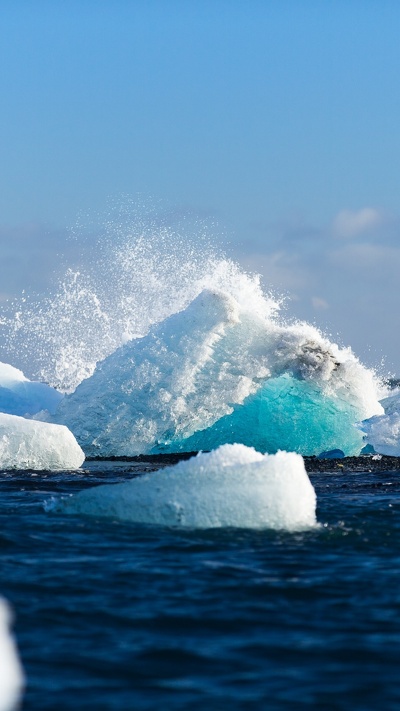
[1,462,400,711]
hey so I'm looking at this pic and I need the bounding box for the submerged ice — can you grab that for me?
[55,288,383,457]
[50,444,317,530]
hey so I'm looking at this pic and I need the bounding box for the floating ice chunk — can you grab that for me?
[51,444,317,530]
[55,289,383,457]
[0,599,24,711]
[0,361,62,416]
[359,392,400,457]
[360,411,400,457]
[378,390,400,417]
[0,413,84,470]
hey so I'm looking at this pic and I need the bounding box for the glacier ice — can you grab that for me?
[0,413,84,470]
[0,361,62,416]
[360,391,400,456]
[0,599,24,711]
[50,444,318,530]
[55,289,384,457]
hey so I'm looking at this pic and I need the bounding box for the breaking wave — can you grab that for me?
[0,204,278,394]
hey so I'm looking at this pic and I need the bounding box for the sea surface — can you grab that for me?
[1,460,400,711]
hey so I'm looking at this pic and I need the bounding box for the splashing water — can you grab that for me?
[0,202,386,456]
[1,206,276,393]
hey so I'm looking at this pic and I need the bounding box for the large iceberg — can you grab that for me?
[360,391,400,456]
[0,413,84,470]
[49,444,317,530]
[55,289,383,457]
[0,362,62,417]
[0,599,24,711]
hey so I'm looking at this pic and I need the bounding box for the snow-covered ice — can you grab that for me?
[50,444,317,530]
[0,413,84,470]
[0,599,24,711]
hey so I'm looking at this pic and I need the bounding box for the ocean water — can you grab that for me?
[1,460,400,711]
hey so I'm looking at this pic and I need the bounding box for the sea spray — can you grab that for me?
[0,204,385,455]
[0,205,275,393]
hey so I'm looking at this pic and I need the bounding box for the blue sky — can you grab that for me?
[1,1,400,372]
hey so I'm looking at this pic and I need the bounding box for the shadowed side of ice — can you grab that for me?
[0,363,83,470]
[0,413,84,470]
[0,599,24,711]
[0,362,62,417]
[55,289,384,457]
[50,444,317,530]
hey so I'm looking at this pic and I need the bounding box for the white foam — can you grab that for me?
[52,444,317,530]
[0,599,24,711]
[0,413,84,470]
[2,219,274,394]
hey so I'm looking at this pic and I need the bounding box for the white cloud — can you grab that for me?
[332,208,383,239]
[311,296,329,310]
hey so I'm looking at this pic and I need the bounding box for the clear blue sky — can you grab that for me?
[1,1,400,372]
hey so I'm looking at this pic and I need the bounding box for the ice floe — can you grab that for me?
[50,444,317,530]
[0,413,84,470]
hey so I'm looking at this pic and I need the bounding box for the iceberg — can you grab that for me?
[0,599,24,711]
[360,392,400,456]
[0,413,84,470]
[0,362,62,417]
[49,444,317,530]
[55,289,383,457]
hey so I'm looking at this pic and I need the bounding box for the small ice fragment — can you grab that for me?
[0,599,24,711]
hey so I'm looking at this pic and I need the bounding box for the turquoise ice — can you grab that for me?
[55,289,383,457]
